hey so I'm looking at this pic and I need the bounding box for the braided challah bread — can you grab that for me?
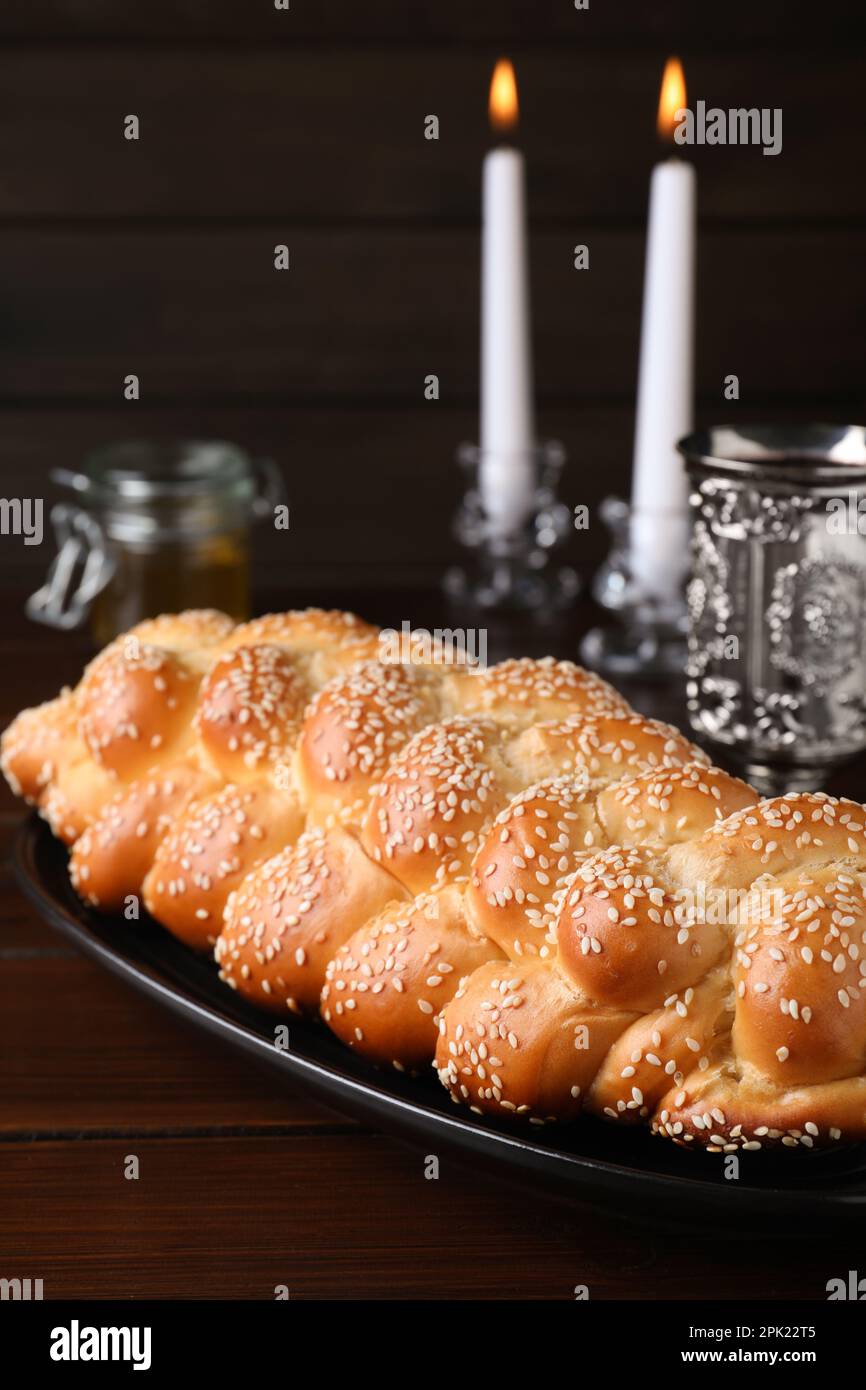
[315,721,722,1065]
[2,608,627,937]
[436,787,866,1151]
[5,607,866,1153]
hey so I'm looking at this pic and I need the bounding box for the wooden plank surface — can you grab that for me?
[0,0,858,49]
[0,1135,858,1300]
[1,227,863,405]
[0,954,345,1135]
[0,49,861,222]
[0,815,69,954]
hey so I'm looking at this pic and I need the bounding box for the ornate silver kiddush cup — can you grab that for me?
[679,424,866,794]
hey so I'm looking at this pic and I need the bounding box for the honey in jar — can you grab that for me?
[28,441,283,645]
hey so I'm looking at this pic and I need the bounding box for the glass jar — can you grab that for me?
[679,424,866,793]
[27,441,284,646]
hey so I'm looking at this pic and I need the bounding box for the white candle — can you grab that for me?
[630,57,696,600]
[479,60,536,537]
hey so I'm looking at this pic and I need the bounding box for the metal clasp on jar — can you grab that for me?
[25,451,286,631]
[25,503,114,631]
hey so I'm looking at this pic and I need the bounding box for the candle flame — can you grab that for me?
[657,56,686,142]
[489,58,519,134]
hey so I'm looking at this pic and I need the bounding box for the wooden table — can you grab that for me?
[2,592,864,1301]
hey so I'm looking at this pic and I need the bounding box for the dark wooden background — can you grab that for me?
[0,0,864,596]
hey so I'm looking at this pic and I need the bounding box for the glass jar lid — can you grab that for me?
[52,441,257,542]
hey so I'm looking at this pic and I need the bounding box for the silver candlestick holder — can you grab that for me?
[579,495,690,679]
[443,440,579,610]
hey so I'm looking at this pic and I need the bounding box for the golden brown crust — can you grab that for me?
[465,776,602,961]
[2,606,383,913]
[225,608,378,652]
[652,1054,866,1151]
[465,763,757,967]
[222,609,381,682]
[448,657,630,726]
[122,609,235,656]
[360,716,511,895]
[493,792,866,1144]
[195,644,310,783]
[39,755,121,845]
[321,886,504,1070]
[70,758,220,910]
[78,642,199,780]
[295,660,440,825]
[730,864,866,1087]
[557,844,730,1012]
[668,791,866,889]
[506,712,706,787]
[436,958,636,1123]
[142,784,305,950]
[2,691,132,844]
[587,966,732,1124]
[216,826,406,1012]
[1,693,80,804]
[596,763,758,848]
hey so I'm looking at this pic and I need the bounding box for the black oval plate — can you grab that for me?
[13,814,866,1232]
